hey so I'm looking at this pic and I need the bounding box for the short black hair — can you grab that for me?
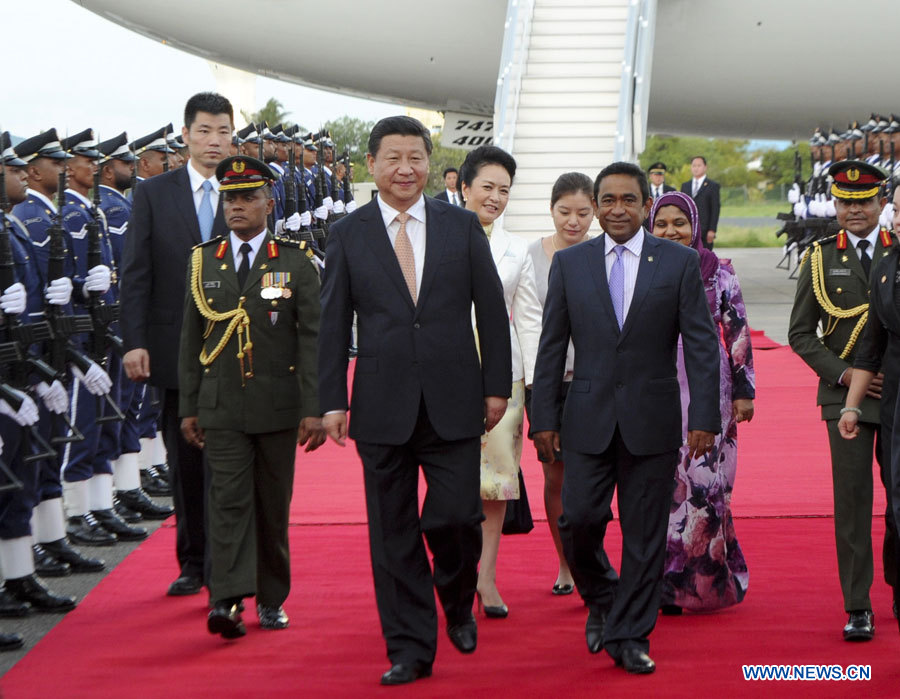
[691,155,707,165]
[551,172,594,207]
[593,161,650,202]
[442,167,458,178]
[367,116,433,157]
[459,146,517,190]
[184,92,234,129]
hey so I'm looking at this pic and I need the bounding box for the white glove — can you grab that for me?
[315,205,328,221]
[880,204,894,229]
[333,200,345,214]
[0,392,39,426]
[45,277,73,306]
[323,196,334,212]
[284,212,302,232]
[0,283,26,315]
[345,200,357,214]
[299,211,312,227]
[72,362,113,396]
[83,265,111,296]
[824,198,837,218]
[787,183,800,204]
[35,380,68,414]
[793,200,807,219]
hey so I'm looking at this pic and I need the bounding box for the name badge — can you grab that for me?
[202,281,221,289]
[828,268,852,276]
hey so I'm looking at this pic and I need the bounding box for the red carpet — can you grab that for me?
[3,331,898,697]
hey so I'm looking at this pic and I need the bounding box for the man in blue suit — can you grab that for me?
[318,116,511,686]
[531,162,720,674]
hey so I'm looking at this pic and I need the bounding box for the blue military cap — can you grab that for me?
[98,132,136,163]
[130,126,175,155]
[236,123,260,145]
[1,132,27,167]
[62,129,100,159]
[303,132,318,151]
[270,124,291,143]
[14,128,72,162]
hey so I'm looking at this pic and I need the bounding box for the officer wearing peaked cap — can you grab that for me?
[178,155,324,638]
[130,126,176,181]
[789,159,900,642]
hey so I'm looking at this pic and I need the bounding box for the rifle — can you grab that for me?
[342,150,354,210]
[311,132,328,244]
[0,157,58,463]
[891,141,896,200]
[85,147,124,423]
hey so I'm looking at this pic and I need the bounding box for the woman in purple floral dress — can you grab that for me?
[649,191,755,613]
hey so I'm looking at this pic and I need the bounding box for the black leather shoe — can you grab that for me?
[32,544,71,578]
[167,575,203,596]
[114,497,143,523]
[552,583,574,596]
[67,514,117,546]
[116,488,173,520]
[91,509,148,541]
[585,611,607,654]
[208,600,246,638]
[40,538,105,573]
[0,587,31,617]
[380,662,432,685]
[617,646,656,674]
[257,603,289,629]
[140,468,172,496]
[4,575,76,613]
[0,632,23,652]
[843,610,874,641]
[152,461,170,481]
[447,614,477,653]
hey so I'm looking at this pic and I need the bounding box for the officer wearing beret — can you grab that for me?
[789,159,900,641]
[179,156,324,638]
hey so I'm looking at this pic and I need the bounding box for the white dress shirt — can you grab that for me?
[187,159,220,216]
[845,225,880,262]
[604,231,644,319]
[691,175,706,196]
[230,228,267,270]
[445,189,460,206]
[377,194,427,296]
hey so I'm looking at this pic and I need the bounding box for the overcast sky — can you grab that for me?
[5,1,399,142]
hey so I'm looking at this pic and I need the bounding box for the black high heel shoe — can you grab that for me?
[476,592,508,619]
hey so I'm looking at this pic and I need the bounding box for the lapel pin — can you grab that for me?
[260,264,267,269]
[220,263,228,270]
[647,256,654,262]
[883,275,888,283]
[841,255,849,263]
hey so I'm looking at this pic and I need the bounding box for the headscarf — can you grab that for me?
[648,190,720,286]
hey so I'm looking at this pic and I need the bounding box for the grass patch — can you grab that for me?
[720,202,788,219]
[715,225,783,248]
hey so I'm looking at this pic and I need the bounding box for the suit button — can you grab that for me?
[413,323,420,329]
[289,366,295,372]
[204,368,210,374]
[836,288,842,294]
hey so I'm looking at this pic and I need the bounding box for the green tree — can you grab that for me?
[759,141,811,187]
[322,116,375,182]
[426,133,466,194]
[640,135,760,188]
[241,98,296,130]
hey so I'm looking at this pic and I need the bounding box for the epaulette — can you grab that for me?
[273,236,306,249]
[815,234,838,246]
[193,234,226,249]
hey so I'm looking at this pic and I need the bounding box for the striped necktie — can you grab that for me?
[609,245,626,329]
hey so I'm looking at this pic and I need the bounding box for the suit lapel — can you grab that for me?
[242,231,275,292]
[214,238,241,294]
[845,235,868,285]
[360,200,416,311]
[415,198,448,316]
[489,223,509,269]
[171,168,203,245]
[587,235,620,332]
[619,232,661,343]
[878,251,900,334]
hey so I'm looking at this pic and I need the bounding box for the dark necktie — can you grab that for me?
[857,239,871,277]
[237,242,252,288]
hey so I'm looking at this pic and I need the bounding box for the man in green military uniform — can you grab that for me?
[789,159,899,641]
[179,155,325,639]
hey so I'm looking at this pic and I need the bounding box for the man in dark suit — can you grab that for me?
[531,162,720,674]
[318,116,511,686]
[180,156,325,638]
[433,166,462,206]
[680,156,720,250]
[120,92,232,596]
[647,161,675,200]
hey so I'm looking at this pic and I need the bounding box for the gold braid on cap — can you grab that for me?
[799,242,868,359]
[189,247,254,385]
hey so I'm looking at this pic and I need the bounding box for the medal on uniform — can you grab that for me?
[261,272,291,299]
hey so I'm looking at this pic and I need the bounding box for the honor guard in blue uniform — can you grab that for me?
[59,129,147,546]
[96,135,173,523]
[10,131,107,576]
[1,131,98,622]
[130,126,176,183]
